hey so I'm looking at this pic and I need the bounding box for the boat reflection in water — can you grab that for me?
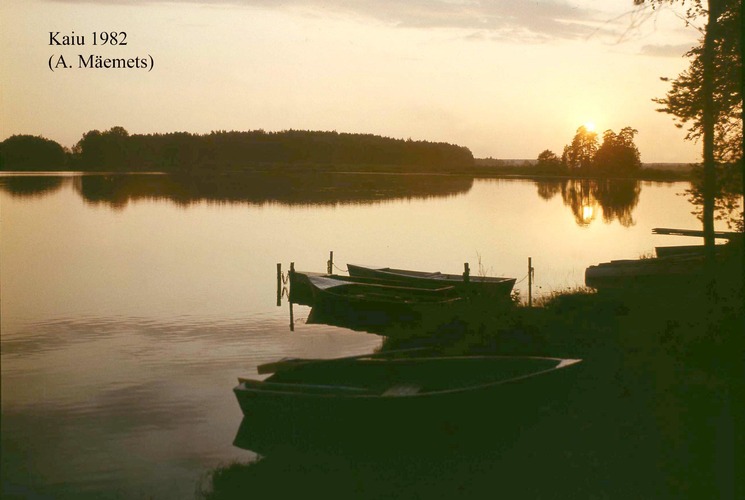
[305,301,415,334]
[304,272,464,333]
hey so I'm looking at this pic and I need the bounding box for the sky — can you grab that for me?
[1,0,705,162]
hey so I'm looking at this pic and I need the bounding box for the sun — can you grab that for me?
[583,121,596,132]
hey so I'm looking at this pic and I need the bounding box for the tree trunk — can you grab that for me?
[701,5,717,265]
[741,0,745,238]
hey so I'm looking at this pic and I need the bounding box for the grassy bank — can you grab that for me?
[200,250,742,499]
[382,250,744,498]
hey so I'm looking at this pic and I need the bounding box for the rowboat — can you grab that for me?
[233,351,583,432]
[347,264,516,299]
[307,274,459,305]
[306,274,461,325]
[585,227,743,289]
[290,270,459,303]
[655,244,711,258]
[585,254,708,289]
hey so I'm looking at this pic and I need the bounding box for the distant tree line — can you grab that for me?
[0,135,68,170]
[536,125,642,176]
[0,128,474,171]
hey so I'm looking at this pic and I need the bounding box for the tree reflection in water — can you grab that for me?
[72,172,475,209]
[0,176,65,198]
[1,175,642,226]
[536,178,641,227]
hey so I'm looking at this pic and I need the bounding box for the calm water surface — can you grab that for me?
[0,172,718,498]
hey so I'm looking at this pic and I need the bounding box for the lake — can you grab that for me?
[0,172,720,498]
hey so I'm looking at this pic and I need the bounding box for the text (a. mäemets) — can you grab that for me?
[47,31,155,72]
[49,54,153,71]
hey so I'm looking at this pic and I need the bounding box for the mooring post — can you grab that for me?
[528,257,533,307]
[463,262,470,283]
[288,262,295,302]
[327,251,334,274]
[276,263,282,307]
[289,301,295,332]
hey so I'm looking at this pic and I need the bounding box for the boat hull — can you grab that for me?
[233,354,582,452]
[584,255,707,289]
[347,264,516,300]
[291,270,461,323]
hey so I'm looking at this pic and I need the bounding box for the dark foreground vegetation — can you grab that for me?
[199,245,743,499]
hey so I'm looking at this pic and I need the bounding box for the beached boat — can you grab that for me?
[233,350,583,429]
[584,254,708,289]
[585,226,745,289]
[654,242,734,258]
[347,264,516,299]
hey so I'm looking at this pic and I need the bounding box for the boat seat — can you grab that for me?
[382,384,421,396]
[239,378,370,394]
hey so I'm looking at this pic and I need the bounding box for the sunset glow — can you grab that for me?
[0,1,701,162]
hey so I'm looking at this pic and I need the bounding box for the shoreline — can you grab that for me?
[0,165,691,183]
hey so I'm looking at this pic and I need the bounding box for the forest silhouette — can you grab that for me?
[535,125,643,176]
[0,128,474,172]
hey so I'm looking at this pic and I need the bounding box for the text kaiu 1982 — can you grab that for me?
[48,31,154,72]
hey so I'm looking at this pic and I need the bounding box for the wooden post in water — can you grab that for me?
[528,257,533,307]
[327,251,334,274]
[276,263,282,307]
[289,300,294,332]
[289,262,295,303]
[463,262,470,283]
